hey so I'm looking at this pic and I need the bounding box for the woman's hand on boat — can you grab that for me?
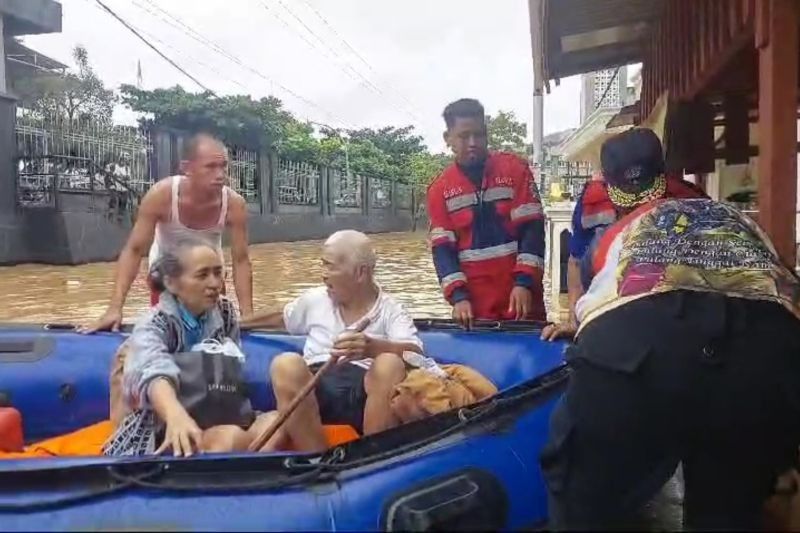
[452,301,474,330]
[331,331,370,362]
[79,307,123,334]
[540,321,578,342]
[157,409,204,457]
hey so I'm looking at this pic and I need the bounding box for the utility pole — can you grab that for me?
[532,85,544,190]
[344,137,350,177]
[529,0,546,196]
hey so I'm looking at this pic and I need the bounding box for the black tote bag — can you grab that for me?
[173,346,255,430]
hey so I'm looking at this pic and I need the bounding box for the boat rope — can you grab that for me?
[0,465,164,513]
[41,319,550,334]
[412,318,548,333]
[105,461,329,493]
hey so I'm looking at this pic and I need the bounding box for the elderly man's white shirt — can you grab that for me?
[283,286,424,369]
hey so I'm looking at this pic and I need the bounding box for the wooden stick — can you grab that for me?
[248,318,371,452]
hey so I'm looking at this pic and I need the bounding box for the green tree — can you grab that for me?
[317,128,347,168]
[487,110,529,158]
[408,151,450,230]
[346,139,394,178]
[120,85,295,149]
[347,125,426,179]
[276,120,320,161]
[15,45,116,123]
[316,127,428,180]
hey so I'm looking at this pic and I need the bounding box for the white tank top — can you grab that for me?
[148,175,230,267]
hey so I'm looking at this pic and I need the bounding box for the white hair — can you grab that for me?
[324,230,377,270]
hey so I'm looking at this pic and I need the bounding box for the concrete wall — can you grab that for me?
[0,195,415,266]
[544,201,574,322]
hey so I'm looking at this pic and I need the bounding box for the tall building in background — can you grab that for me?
[579,67,629,124]
[555,65,632,191]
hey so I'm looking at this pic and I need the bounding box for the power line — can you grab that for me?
[130,0,254,91]
[136,0,432,132]
[297,0,375,74]
[273,0,384,94]
[130,15,252,93]
[295,0,426,116]
[93,0,214,92]
[254,0,364,86]
[259,0,423,124]
[130,0,355,128]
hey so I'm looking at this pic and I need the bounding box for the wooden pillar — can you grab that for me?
[723,93,750,165]
[757,0,798,266]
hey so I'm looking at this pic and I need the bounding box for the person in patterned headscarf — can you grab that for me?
[541,127,705,341]
[539,182,800,528]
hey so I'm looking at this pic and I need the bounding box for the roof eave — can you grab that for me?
[0,0,62,36]
[533,0,661,83]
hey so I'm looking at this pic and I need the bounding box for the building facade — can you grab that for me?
[580,67,630,124]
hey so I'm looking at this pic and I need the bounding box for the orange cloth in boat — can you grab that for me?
[393,364,497,416]
[0,421,113,459]
[0,421,358,460]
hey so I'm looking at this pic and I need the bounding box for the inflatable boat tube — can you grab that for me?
[0,321,569,531]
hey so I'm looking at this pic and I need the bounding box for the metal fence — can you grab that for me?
[13,112,416,214]
[370,176,392,209]
[276,159,320,205]
[15,109,153,207]
[227,145,259,203]
[560,175,591,199]
[332,168,362,208]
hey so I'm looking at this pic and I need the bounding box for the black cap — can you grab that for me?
[601,128,665,192]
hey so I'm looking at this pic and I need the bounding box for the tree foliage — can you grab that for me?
[409,151,450,189]
[487,110,529,158]
[15,45,116,123]
[275,120,320,162]
[408,151,451,228]
[17,55,456,185]
[120,85,295,149]
[347,126,426,177]
[119,87,431,180]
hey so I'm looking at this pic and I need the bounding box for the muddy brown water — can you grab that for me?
[0,232,456,325]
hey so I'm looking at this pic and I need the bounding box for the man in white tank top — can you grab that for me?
[81,133,253,333]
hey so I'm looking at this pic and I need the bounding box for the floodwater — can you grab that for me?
[0,232,454,325]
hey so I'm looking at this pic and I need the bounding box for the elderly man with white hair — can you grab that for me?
[241,230,426,452]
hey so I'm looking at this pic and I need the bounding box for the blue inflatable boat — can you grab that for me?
[0,320,568,531]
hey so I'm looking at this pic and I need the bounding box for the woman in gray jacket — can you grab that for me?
[104,239,275,457]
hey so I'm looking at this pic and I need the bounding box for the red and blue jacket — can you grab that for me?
[426,152,546,305]
[569,176,707,260]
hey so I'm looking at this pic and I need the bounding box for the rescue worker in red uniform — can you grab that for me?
[541,127,706,341]
[427,98,546,327]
